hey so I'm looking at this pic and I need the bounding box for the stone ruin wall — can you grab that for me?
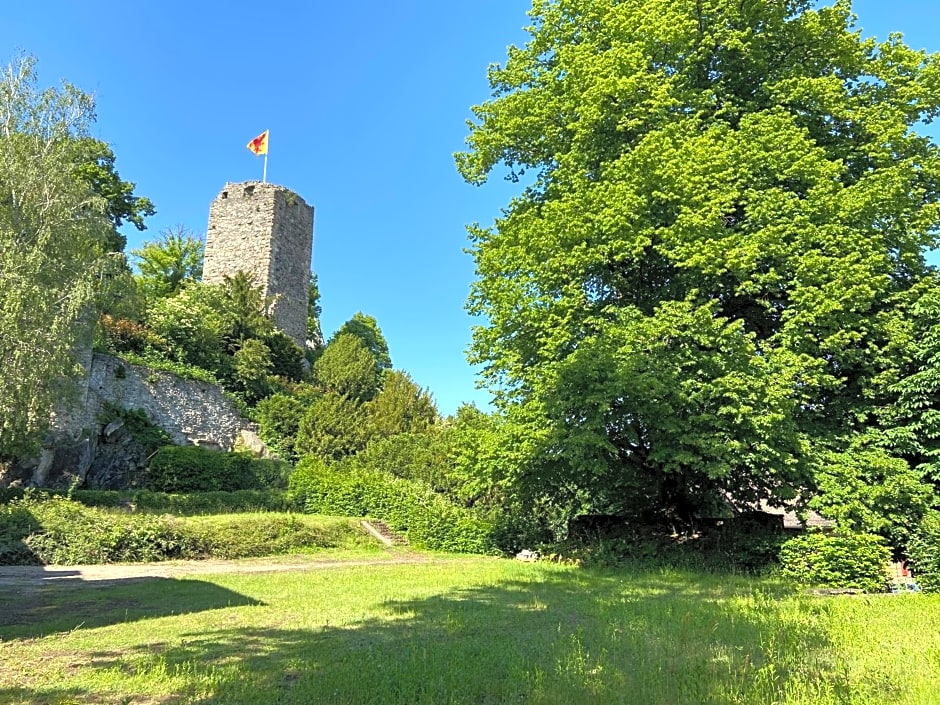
[203,181,314,348]
[12,353,257,490]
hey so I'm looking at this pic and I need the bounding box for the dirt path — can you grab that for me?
[0,551,464,590]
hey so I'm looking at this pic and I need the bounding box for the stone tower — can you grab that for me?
[203,181,314,348]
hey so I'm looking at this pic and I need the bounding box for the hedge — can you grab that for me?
[288,457,495,554]
[147,445,291,492]
[778,531,890,593]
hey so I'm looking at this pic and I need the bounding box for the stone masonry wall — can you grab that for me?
[203,181,314,348]
[18,353,256,489]
[85,354,252,449]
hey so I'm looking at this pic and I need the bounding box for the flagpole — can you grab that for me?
[263,152,268,184]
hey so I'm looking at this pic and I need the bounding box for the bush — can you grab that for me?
[256,392,307,460]
[351,432,454,494]
[908,510,940,593]
[3,488,290,514]
[1,494,191,565]
[118,351,222,385]
[263,330,306,382]
[147,446,279,492]
[97,314,163,355]
[0,487,26,504]
[779,531,890,592]
[97,402,172,456]
[232,338,274,404]
[288,457,495,553]
[0,493,361,565]
[0,499,42,563]
[706,514,788,572]
[129,489,289,515]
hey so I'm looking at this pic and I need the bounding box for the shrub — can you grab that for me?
[130,489,289,515]
[908,510,940,593]
[256,392,307,460]
[0,494,362,565]
[0,487,26,504]
[4,488,290,514]
[0,494,190,565]
[146,283,230,374]
[97,402,172,456]
[779,531,890,592]
[98,314,163,355]
[233,338,274,404]
[180,514,360,559]
[706,513,788,572]
[252,458,293,488]
[263,330,306,382]
[147,446,262,492]
[289,457,495,553]
[118,351,222,385]
[350,432,454,494]
[0,499,42,563]
[295,394,371,461]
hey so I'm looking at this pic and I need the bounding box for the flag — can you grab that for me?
[247,130,269,156]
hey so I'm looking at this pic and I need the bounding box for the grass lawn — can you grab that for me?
[1,554,939,704]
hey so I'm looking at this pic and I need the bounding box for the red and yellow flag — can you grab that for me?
[247,130,269,156]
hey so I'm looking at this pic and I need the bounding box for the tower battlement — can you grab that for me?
[203,181,314,348]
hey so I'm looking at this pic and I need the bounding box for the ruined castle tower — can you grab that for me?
[203,181,314,349]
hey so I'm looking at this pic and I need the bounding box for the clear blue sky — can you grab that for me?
[2,1,937,415]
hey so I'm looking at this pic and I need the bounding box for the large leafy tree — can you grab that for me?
[146,283,231,373]
[73,137,155,253]
[131,225,204,299]
[457,0,940,523]
[0,56,118,457]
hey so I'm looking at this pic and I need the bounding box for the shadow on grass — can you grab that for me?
[0,575,263,639]
[3,566,856,705]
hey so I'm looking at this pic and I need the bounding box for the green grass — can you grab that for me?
[1,558,939,704]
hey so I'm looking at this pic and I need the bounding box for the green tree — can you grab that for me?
[233,337,274,404]
[314,333,381,402]
[256,390,312,460]
[456,1,940,524]
[307,273,323,350]
[295,393,370,461]
[220,271,274,350]
[72,137,155,253]
[146,282,230,374]
[332,312,391,372]
[877,278,940,483]
[263,330,306,382]
[365,369,439,439]
[131,226,204,299]
[0,55,115,456]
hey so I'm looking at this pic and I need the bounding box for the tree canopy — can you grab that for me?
[332,312,391,373]
[0,56,124,456]
[73,137,155,253]
[131,226,204,298]
[457,0,940,524]
[314,332,382,402]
